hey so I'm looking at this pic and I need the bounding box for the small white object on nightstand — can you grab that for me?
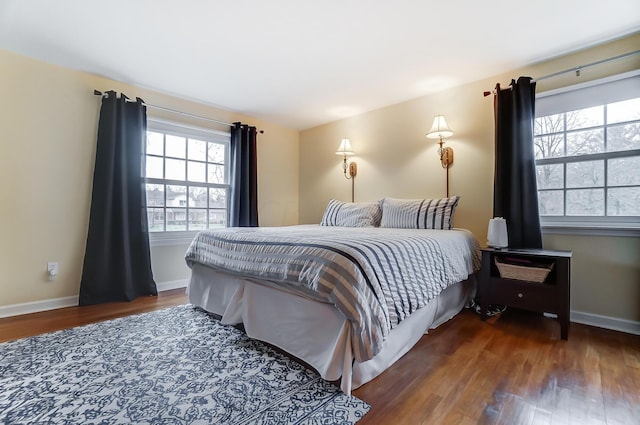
[487,217,508,248]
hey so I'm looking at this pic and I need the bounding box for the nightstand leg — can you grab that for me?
[559,314,569,340]
[480,301,488,321]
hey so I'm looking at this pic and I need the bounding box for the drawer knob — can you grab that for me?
[517,293,524,298]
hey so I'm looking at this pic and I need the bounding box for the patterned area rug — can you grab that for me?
[0,305,370,424]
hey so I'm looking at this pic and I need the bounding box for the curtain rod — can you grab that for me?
[94,90,234,128]
[483,49,640,96]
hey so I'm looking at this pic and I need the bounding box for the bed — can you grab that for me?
[185,197,481,393]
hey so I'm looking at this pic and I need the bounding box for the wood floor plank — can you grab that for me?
[1,293,639,424]
[0,289,187,343]
[530,407,552,425]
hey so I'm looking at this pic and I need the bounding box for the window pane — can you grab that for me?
[188,209,207,230]
[166,208,187,231]
[165,158,185,181]
[166,135,186,158]
[534,134,564,159]
[608,187,640,216]
[147,132,164,155]
[166,185,187,208]
[538,190,563,216]
[607,123,640,152]
[608,98,640,124]
[147,208,164,232]
[187,161,206,183]
[189,186,207,207]
[208,164,226,184]
[566,160,603,188]
[535,85,640,222]
[208,142,225,163]
[566,189,604,215]
[535,114,564,136]
[145,184,164,206]
[188,139,207,161]
[566,129,604,156]
[146,126,230,234]
[146,156,164,179]
[566,106,603,130]
[608,156,640,186]
[536,164,563,189]
[209,188,226,208]
[209,210,227,228]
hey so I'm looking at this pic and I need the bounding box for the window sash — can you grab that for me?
[534,72,640,229]
[146,119,231,239]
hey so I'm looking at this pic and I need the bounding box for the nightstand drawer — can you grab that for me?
[490,279,556,312]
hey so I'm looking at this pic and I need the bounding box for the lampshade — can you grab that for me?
[336,138,355,155]
[426,115,454,139]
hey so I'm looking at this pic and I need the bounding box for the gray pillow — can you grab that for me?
[320,199,382,227]
[380,196,460,230]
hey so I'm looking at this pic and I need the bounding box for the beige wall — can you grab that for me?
[298,79,495,238]
[543,234,640,321]
[299,33,640,323]
[0,49,299,307]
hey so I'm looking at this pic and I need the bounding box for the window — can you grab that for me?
[534,72,640,234]
[145,120,230,243]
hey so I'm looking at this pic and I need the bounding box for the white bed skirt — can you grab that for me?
[187,263,476,393]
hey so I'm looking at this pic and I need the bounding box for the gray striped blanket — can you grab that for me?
[185,225,481,362]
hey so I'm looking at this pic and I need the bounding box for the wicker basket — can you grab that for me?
[494,257,554,283]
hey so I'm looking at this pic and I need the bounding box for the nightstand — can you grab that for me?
[478,248,572,340]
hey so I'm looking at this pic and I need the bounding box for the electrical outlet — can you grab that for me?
[47,262,58,281]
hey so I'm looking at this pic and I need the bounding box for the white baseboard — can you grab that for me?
[0,280,188,319]
[156,278,189,292]
[2,286,638,337]
[571,310,640,336]
[0,296,79,319]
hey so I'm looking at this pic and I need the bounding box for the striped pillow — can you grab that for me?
[380,196,460,230]
[320,199,382,227]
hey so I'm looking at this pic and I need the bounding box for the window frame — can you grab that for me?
[534,71,640,237]
[145,118,231,246]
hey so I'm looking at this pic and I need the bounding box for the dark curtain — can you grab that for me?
[229,122,258,227]
[493,77,542,249]
[79,91,157,305]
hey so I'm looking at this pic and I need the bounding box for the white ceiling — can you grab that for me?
[1,1,639,130]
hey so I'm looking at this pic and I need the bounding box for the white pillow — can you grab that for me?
[320,199,382,227]
[380,196,460,230]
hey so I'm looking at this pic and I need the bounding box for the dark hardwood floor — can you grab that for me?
[1,289,638,424]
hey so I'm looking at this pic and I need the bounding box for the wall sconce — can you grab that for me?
[336,138,357,202]
[426,115,454,196]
